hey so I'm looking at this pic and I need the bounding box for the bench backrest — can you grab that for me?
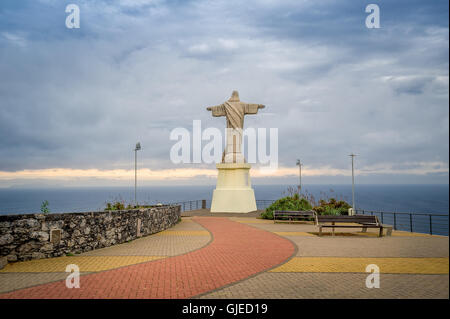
[316,214,379,225]
[274,210,316,216]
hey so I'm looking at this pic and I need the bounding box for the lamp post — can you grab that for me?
[296,159,303,192]
[349,153,357,211]
[134,142,141,207]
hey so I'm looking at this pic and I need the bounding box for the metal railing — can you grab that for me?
[256,200,276,210]
[167,199,277,212]
[167,200,208,212]
[356,209,448,236]
[167,200,448,236]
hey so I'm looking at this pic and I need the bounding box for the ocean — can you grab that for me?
[0,184,448,234]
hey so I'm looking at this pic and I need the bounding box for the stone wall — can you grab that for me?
[0,205,180,263]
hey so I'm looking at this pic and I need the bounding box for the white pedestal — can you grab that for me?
[210,163,257,213]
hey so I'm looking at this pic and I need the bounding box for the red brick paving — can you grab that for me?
[0,217,295,299]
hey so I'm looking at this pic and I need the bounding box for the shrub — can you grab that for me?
[113,202,125,210]
[104,201,125,211]
[313,198,351,216]
[40,200,50,214]
[262,194,312,219]
[261,192,352,219]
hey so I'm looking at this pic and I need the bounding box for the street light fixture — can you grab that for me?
[349,153,357,211]
[134,142,141,207]
[296,159,303,192]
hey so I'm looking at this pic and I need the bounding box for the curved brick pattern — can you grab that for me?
[0,217,295,299]
[229,218,273,224]
[0,218,211,293]
[153,230,209,236]
[82,218,211,257]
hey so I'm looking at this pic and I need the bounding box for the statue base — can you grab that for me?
[210,163,257,213]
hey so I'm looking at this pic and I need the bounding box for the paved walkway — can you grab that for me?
[0,215,448,299]
[0,217,294,298]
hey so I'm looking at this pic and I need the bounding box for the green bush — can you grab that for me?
[104,201,125,211]
[40,200,50,214]
[313,198,351,216]
[261,193,352,219]
[262,194,312,219]
[321,207,341,215]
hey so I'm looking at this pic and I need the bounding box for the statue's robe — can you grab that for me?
[208,99,263,163]
[210,102,261,129]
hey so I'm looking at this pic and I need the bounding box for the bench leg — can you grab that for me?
[386,227,392,236]
[378,227,383,237]
[332,227,335,236]
[361,227,367,233]
[319,226,322,236]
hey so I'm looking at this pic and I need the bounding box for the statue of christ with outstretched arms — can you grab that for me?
[206,91,265,163]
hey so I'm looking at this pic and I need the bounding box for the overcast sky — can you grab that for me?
[0,0,448,187]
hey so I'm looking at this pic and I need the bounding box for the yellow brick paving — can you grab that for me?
[273,230,441,237]
[348,231,443,237]
[154,230,209,236]
[0,256,166,273]
[389,231,445,237]
[307,232,382,237]
[274,232,314,236]
[270,257,449,274]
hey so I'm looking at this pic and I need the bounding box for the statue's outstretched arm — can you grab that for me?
[244,103,265,114]
[206,104,226,116]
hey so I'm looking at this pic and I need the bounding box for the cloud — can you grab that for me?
[0,0,448,185]
[381,75,434,95]
[119,0,162,7]
[0,160,447,188]
[1,32,27,47]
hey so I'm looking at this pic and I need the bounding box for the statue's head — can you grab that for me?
[228,90,240,102]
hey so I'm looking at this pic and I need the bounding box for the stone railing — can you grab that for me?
[0,205,181,265]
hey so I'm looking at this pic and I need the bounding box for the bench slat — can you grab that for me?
[273,210,316,223]
[317,215,378,224]
[315,214,384,237]
[320,225,380,228]
[274,210,315,215]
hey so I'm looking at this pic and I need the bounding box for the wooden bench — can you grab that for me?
[361,223,393,236]
[315,214,387,237]
[274,210,316,224]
